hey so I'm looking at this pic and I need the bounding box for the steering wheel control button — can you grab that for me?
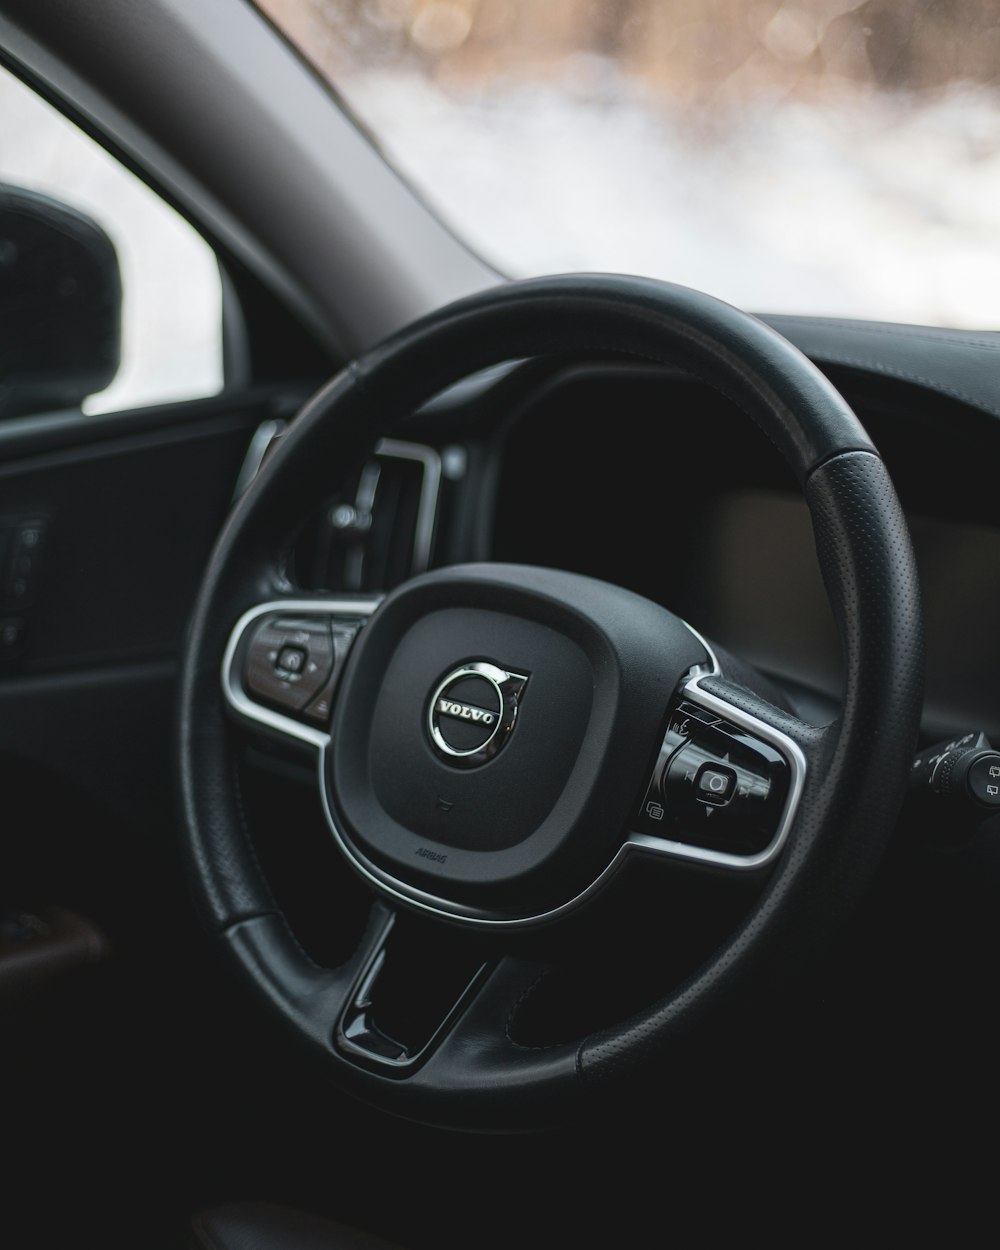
[303,623,362,726]
[696,764,736,805]
[427,662,528,768]
[633,700,790,853]
[671,701,721,732]
[245,614,335,715]
[275,644,306,675]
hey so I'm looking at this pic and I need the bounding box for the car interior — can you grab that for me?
[2,1,1000,1245]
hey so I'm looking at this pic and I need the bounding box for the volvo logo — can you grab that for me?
[437,700,496,725]
[427,661,529,768]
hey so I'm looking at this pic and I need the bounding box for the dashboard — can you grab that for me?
[295,356,1000,750]
[489,365,1000,743]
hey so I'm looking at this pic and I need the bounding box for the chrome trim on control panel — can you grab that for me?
[233,424,442,580]
[376,439,442,575]
[221,596,381,750]
[625,622,807,872]
[679,619,722,678]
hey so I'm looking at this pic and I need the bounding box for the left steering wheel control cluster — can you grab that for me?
[240,610,367,727]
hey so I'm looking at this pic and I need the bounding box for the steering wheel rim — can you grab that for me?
[177,274,924,1131]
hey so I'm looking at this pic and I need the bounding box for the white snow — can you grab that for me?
[4,56,1000,420]
[0,66,223,415]
[348,70,1000,328]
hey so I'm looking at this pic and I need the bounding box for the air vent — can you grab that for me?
[293,439,441,593]
[235,425,443,594]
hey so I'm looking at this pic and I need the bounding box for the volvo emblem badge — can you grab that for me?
[427,661,529,768]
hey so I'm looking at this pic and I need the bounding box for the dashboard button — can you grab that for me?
[2,518,46,610]
[0,616,26,658]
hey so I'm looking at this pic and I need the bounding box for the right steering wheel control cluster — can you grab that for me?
[633,699,790,856]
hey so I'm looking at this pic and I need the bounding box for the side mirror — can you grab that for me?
[0,185,122,420]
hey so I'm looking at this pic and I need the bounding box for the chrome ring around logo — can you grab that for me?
[427,661,529,768]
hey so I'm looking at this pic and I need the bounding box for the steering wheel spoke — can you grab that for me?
[333,927,579,1127]
[222,902,396,1054]
[333,910,495,1071]
[221,594,380,749]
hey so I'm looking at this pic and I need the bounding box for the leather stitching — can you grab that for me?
[230,751,280,918]
[767,314,1000,353]
[504,967,559,1051]
[797,352,998,415]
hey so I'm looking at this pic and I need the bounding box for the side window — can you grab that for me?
[0,63,223,418]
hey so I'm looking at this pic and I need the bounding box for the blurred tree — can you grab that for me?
[259,0,1000,102]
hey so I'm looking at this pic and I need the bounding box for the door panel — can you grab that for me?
[0,389,297,991]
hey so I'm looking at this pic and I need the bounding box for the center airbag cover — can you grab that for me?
[328,564,707,916]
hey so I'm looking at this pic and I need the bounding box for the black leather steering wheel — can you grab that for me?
[177,274,923,1131]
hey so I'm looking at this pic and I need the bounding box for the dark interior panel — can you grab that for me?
[490,365,1000,741]
[0,392,281,1006]
[0,401,273,673]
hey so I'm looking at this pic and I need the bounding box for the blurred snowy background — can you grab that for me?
[4,0,1000,415]
[0,66,223,415]
[262,0,1000,326]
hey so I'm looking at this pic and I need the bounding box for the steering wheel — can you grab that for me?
[177,274,923,1132]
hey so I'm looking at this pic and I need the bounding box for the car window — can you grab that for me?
[256,0,1000,330]
[0,63,223,417]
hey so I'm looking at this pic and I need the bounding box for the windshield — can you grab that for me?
[257,1,1000,329]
